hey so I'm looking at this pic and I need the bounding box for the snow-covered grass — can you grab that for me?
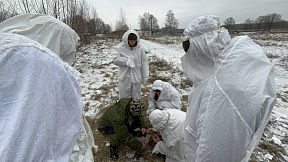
[74,33,288,161]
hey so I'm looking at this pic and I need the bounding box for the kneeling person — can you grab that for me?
[148,109,186,162]
[98,98,147,160]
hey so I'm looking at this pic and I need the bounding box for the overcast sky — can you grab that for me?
[85,0,288,30]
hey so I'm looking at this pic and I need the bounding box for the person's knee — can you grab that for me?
[110,134,121,146]
[97,123,107,136]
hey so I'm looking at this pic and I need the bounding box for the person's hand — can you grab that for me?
[153,134,161,143]
[147,128,154,134]
[141,128,146,134]
[146,109,150,116]
[142,143,147,150]
[127,57,135,68]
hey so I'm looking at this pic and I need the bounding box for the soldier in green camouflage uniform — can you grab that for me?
[98,98,147,160]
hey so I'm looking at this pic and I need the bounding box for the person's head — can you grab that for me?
[149,109,169,132]
[181,15,231,84]
[182,15,230,53]
[129,99,145,116]
[128,33,137,47]
[0,13,79,65]
[152,80,164,96]
[154,90,161,96]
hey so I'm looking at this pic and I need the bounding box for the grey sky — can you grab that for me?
[85,0,288,30]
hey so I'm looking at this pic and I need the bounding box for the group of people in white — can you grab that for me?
[111,15,276,162]
[0,13,276,162]
[112,28,185,161]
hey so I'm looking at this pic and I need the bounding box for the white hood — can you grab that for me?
[149,109,186,161]
[0,13,80,65]
[182,15,276,162]
[147,80,182,113]
[112,30,149,83]
[0,33,82,161]
[122,29,141,50]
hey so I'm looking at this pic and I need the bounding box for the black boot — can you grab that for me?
[110,145,119,160]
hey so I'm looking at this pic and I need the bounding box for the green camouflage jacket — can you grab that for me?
[98,98,147,152]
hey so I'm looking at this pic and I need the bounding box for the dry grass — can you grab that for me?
[279,56,288,70]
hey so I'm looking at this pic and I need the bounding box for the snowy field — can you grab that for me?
[74,33,288,161]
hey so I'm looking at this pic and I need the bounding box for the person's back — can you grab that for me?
[0,13,79,65]
[182,15,276,161]
[0,13,95,162]
[0,33,82,161]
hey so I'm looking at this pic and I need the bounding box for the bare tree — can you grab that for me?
[224,17,236,32]
[138,12,159,35]
[165,10,178,29]
[86,7,111,36]
[88,7,98,35]
[2,0,111,36]
[115,8,129,31]
[138,12,159,33]
[263,13,282,32]
[244,18,254,31]
[255,16,265,31]
[0,1,18,22]
[148,14,159,34]
[138,12,150,32]
[138,16,148,31]
[104,24,112,34]
[20,0,31,13]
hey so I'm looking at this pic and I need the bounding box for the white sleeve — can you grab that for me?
[170,93,182,109]
[152,137,178,157]
[147,93,157,115]
[141,48,149,79]
[112,47,128,66]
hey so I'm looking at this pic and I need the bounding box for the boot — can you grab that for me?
[110,145,119,160]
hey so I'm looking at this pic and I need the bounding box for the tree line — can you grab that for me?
[137,10,178,35]
[1,1,286,38]
[0,1,179,36]
[0,0,112,36]
[223,13,287,32]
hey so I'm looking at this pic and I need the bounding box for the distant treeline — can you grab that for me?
[222,13,288,33]
[223,21,288,33]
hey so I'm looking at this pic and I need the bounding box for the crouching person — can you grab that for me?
[147,109,186,162]
[98,98,147,160]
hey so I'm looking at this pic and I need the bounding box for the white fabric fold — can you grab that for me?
[147,80,182,115]
[182,15,276,162]
[0,13,80,65]
[0,33,82,162]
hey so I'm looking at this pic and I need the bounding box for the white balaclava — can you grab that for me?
[149,109,169,132]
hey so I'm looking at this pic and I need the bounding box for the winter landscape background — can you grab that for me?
[74,32,288,162]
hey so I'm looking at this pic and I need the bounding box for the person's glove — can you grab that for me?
[146,109,151,116]
[127,57,135,68]
[142,77,148,84]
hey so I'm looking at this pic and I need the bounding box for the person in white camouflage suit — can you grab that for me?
[113,30,149,100]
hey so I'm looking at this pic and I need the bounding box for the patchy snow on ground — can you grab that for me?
[75,33,288,161]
